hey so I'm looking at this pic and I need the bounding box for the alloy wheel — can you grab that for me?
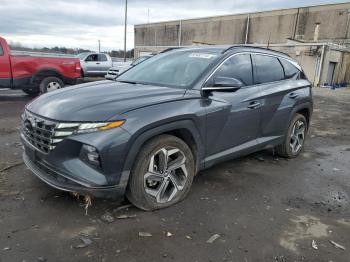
[289,120,305,154]
[144,147,188,203]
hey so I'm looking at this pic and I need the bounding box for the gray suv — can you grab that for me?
[21,46,313,210]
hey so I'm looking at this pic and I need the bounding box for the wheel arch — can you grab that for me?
[119,120,204,187]
[296,107,311,127]
[31,68,64,85]
[285,102,313,134]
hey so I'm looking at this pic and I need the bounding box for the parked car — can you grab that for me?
[21,46,313,210]
[0,36,82,95]
[78,52,113,77]
[105,55,153,80]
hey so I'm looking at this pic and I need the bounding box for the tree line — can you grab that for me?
[9,43,134,58]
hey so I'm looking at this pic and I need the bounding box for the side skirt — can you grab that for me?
[203,135,283,169]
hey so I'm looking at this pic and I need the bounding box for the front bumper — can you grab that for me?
[23,152,124,198]
[21,126,131,199]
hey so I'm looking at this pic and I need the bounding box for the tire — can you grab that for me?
[22,89,39,96]
[126,134,195,211]
[276,113,308,158]
[39,76,64,94]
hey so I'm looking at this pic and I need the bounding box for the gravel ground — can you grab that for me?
[0,87,349,262]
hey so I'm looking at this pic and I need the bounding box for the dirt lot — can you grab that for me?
[0,88,349,262]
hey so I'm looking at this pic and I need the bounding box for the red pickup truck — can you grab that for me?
[0,36,82,95]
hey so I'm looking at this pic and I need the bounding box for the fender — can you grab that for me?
[118,120,205,187]
[30,68,63,85]
[284,101,313,135]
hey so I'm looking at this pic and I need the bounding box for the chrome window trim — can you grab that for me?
[201,51,302,90]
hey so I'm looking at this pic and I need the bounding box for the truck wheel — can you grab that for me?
[39,76,64,94]
[276,113,308,158]
[126,135,195,211]
[22,89,39,96]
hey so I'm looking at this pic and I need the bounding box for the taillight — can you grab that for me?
[75,62,81,73]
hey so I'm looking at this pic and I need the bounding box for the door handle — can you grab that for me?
[96,62,100,64]
[288,92,298,99]
[247,101,261,109]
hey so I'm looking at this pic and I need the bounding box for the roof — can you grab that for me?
[166,45,291,58]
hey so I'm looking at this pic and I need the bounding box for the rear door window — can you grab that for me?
[213,54,253,86]
[279,59,301,79]
[98,54,107,61]
[0,44,3,56]
[253,54,284,84]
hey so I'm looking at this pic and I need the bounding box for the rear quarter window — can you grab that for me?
[0,44,3,56]
[280,59,301,79]
[253,54,284,84]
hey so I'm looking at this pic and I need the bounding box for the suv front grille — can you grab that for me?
[22,110,79,154]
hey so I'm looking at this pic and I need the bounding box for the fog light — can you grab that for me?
[80,144,101,167]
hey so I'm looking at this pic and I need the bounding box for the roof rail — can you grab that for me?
[222,45,291,57]
[160,47,183,53]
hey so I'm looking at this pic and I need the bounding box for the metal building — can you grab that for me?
[134,2,350,86]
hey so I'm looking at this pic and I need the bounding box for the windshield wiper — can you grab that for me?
[116,80,137,84]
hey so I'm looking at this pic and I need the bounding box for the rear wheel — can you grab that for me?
[126,135,195,210]
[276,113,308,158]
[39,76,64,94]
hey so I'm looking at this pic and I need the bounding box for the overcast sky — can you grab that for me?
[0,0,347,51]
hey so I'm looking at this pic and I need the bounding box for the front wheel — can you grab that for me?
[126,135,195,211]
[276,113,308,158]
[39,76,64,94]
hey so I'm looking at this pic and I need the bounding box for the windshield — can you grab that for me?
[77,53,90,59]
[131,56,150,66]
[117,51,219,88]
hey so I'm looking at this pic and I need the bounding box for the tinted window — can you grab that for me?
[213,54,253,86]
[98,54,107,61]
[0,44,3,56]
[253,55,284,84]
[280,59,300,79]
[86,54,98,61]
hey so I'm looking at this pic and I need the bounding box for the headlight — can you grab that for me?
[58,120,125,135]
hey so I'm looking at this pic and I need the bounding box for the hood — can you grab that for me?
[26,81,186,122]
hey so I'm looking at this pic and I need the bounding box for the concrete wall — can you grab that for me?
[135,3,350,47]
[320,48,350,85]
[337,52,350,84]
[134,3,350,85]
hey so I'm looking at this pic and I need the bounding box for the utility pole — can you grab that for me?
[98,40,101,53]
[124,0,128,62]
[244,14,250,44]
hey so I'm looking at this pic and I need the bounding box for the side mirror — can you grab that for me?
[202,76,243,92]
